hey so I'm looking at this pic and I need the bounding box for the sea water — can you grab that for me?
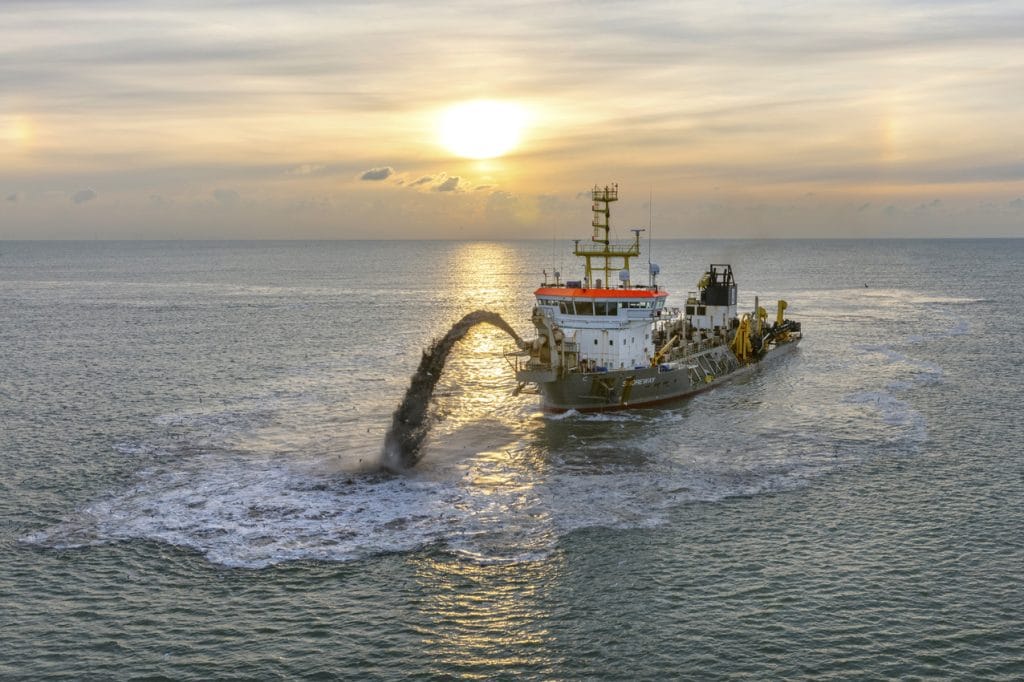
[2,239,1022,678]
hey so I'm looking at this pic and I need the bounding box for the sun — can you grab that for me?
[438,100,527,159]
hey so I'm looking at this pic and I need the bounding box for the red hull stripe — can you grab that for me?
[534,287,667,299]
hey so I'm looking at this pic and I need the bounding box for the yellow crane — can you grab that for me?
[651,335,678,366]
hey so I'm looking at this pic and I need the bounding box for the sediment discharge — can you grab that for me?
[382,311,524,472]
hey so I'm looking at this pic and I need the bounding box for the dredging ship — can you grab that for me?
[506,183,801,412]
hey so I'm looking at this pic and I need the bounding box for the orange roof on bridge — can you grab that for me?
[534,287,667,299]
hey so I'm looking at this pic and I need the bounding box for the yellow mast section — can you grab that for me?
[573,184,641,287]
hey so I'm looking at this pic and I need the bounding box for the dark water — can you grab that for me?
[2,239,1022,679]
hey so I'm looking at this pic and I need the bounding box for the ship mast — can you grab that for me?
[573,183,641,288]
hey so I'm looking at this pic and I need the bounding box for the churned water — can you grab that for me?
[2,239,1022,679]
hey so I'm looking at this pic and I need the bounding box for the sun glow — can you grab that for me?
[4,115,36,148]
[438,100,527,159]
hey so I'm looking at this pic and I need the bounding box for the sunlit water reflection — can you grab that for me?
[4,239,1021,678]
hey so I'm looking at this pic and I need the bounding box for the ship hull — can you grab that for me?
[533,337,800,413]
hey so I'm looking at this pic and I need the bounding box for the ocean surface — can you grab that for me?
[2,239,1022,679]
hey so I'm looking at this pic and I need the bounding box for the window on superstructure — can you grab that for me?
[576,301,594,315]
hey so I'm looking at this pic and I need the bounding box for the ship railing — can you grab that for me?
[503,345,530,372]
[573,241,641,255]
[683,337,725,355]
[503,341,580,373]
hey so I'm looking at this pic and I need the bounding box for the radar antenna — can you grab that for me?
[574,184,641,287]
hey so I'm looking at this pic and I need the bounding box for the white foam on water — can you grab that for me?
[544,410,644,423]
[24,452,506,567]
[906,295,992,306]
[24,405,919,569]
[25,286,963,568]
[544,409,581,421]
[25,411,852,568]
[841,340,935,445]
[946,318,970,335]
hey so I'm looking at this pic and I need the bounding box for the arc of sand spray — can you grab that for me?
[382,311,524,472]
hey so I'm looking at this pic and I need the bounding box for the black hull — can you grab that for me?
[534,338,800,413]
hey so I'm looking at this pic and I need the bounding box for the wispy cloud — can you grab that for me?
[360,167,394,181]
[3,0,1023,237]
[72,188,97,204]
[287,164,326,176]
[435,176,461,192]
[213,188,239,205]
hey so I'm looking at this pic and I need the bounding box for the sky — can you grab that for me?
[2,0,1023,239]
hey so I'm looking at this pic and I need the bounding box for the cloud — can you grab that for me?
[5,1,1024,239]
[6,192,18,202]
[72,188,97,204]
[286,163,326,176]
[213,188,239,205]
[486,190,518,210]
[360,166,394,181]
[537,194,564,212]
[1010,198,1024,210]
[435,176,461,192]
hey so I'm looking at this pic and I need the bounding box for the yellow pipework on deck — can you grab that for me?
[731,314,753,361]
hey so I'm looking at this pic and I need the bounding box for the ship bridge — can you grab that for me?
[528,185,671,369]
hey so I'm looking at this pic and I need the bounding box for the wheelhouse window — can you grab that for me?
[556,300,624,315]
